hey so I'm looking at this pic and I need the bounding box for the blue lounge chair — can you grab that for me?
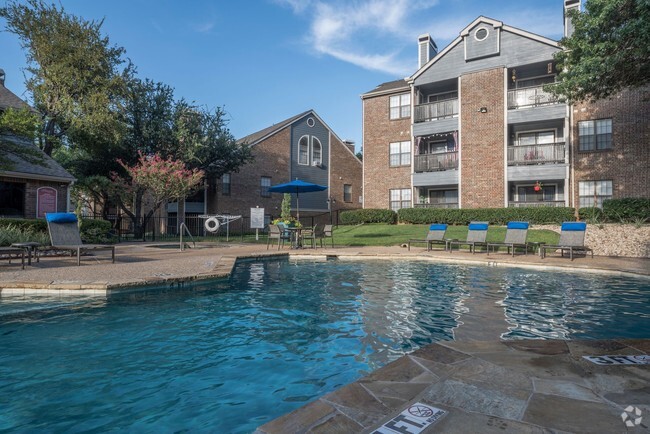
[408,224,448,251]
[541,222,593,260]
[448,222,489,253]
[487,221,529,256]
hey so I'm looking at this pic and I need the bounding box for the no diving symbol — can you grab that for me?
[408,405,434,418]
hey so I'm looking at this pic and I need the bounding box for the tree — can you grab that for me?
[550,0,650,102]
[0,0,127,155]
[0,107,44,169]
[111,152,204,238]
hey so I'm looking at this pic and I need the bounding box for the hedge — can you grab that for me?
[602,198,650,223]
[578,207,604,222]
[340,209,397,225]
[397,207,576,225]
[0,217,116,244]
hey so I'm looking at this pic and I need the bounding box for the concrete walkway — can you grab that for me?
[1,242,648,433]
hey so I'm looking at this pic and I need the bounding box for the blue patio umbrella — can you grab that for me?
[268,179,328,221]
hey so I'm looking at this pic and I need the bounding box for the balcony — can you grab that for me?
[414,99,458,123]
[508,200,565,208]
[508,85,560,109]
[507,142,565,166]
[414,151,458,173]
[414,202,459,209]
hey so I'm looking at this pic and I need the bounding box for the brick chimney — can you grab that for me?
[564,0,580,38]
[418,34,437,69]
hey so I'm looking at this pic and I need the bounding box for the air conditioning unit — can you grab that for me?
[312,161,322,167]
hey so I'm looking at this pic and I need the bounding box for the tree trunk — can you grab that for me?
[42,119,56,156]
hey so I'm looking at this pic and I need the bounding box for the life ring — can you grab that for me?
[204,217,220,233]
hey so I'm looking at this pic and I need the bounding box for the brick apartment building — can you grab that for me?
[0,69,75,219]
[361,1,649,212]
[168,109,362,228]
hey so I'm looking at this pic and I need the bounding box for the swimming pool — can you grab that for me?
[0,258,648,432]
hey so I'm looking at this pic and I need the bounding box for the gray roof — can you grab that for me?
[362,79,409,98]
[238,110,313,145]
[0,134,75,182]
[0,84,30,111]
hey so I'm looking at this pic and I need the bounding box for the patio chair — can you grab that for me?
[408,224,448,251]
[301,224,321,249]
[487,221,529,256]
[323,224,334,247]
[45,213,115,266]
[448,221,489,254]
[267,224,290,250]
[0,247,25,269]
[541,222,593,260]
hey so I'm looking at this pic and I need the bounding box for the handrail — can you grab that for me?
[179,222,196,251]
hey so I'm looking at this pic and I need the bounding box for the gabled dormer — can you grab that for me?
[461,17,502,61]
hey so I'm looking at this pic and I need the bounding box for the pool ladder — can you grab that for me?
[179,222,196,251]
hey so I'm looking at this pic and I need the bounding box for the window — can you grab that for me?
[221,173,231,195]
[0,181,25,217]
[579,180,612,208]
[260,176,271,197]
[389,188,411,211]
[389,141,411,167]
[343,184,352,202]
[389,93,410,119]
[579,119,612,151]
[474,27,489,41]
[312,138,322,166]
[517,131,556,145]
[298,136,309,165]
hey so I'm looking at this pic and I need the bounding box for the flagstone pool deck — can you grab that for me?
[1,243,649,433]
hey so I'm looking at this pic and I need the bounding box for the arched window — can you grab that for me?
[298,135,309,165]
[312,137,322,166]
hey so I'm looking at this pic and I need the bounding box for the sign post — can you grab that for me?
[250,207,265,241]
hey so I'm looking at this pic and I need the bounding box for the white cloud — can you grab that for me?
[193,21,215,34]
[276,0,563,76]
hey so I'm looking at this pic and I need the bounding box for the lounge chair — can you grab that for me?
[45,213,115,265]
[448,221,489,253]
[487,221,529,256]
[408,224,448,251]
[541,222,593,260]
[0,247,25,269]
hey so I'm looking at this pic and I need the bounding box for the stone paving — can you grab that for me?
[1,242,649,433]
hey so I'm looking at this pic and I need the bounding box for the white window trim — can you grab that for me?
[474,26,489,41]
[389,93,410,120]
[298,135,310,166]
[515,128,559,145]
[311,137,322,166]
[578,118,613,151]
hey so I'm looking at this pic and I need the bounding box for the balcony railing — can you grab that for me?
[507,85,560,109]
[414,151,458,172]
[507,142,565,165]
[414,202,459,209]
[414,99,458,123]
[508,201,565,208]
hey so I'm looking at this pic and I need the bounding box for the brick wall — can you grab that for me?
[0,175,68,218]
[460,67,505,208]
[329,135,363,212]
[362,92,411,209]
[571,87,650,204]
[208,127,291,218]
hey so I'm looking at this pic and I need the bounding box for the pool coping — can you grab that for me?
[1,248,648,295]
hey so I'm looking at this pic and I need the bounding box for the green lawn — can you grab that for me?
[216,224,560,249]
[328,224,559,248]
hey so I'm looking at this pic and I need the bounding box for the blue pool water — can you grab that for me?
[0,258,648,433]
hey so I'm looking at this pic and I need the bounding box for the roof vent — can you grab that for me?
[418,34,437,69]
[0,69,5,87]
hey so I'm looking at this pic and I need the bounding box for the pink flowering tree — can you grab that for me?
[111,151,204,238]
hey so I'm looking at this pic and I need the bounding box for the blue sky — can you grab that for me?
[0,0,567,152]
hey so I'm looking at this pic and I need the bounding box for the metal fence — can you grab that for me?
[83,210,350,242]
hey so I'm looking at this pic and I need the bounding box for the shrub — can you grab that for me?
[79,219,116,244]
[340,209,397,225]
[602,198,650,223]
[0,224,50,246]
[397,207,576,225]
[0,218,47,233]
[578,207,604,223]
